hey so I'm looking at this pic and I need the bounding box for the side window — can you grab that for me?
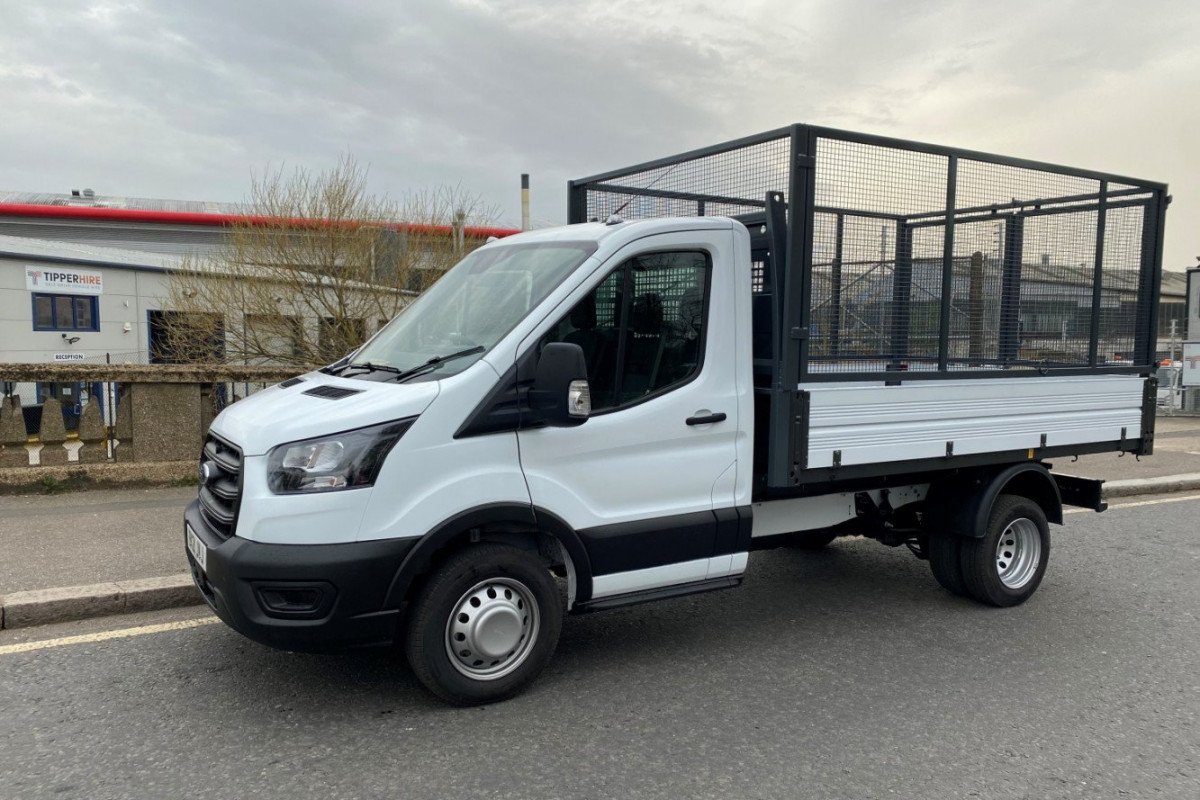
[541,251,709,413]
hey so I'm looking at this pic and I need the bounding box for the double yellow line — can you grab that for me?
[0,616,219,656]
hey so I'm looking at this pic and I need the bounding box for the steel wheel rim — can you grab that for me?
[445,577,540,681]
[995,518,1041,589]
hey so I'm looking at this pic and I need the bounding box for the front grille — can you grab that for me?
[199,433,243,539]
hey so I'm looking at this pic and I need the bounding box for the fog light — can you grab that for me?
[260,588,320,611]
[254,582,334,618]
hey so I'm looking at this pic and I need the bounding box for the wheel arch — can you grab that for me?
[383,503,593,610]
[925,463,1063,539]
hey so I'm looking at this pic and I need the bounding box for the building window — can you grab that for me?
[32,293,99,332]
[147,310,226,363]
[245,314,303,363]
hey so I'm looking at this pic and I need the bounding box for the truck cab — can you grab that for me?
[186,217,756,704]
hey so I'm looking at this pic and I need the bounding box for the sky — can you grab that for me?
[1,0,1197,269]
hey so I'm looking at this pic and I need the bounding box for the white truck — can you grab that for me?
[184,125,1168,704]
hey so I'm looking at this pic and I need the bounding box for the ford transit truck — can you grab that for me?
[184,125,1167,704]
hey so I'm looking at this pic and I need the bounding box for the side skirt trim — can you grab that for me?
[589,553,747,599]
[574,576,742,613]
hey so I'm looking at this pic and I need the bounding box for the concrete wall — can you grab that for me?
[0,362,295,468]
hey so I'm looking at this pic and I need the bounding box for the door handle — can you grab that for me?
[686,412,727,426]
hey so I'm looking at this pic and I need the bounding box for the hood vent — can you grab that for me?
[279,376,305,388]
[302,384,363,400]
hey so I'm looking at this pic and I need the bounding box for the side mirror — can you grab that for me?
[531,342,590,426]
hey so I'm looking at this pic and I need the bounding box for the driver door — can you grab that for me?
[517,230,741,601]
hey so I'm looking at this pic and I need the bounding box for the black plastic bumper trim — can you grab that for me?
[184,501,417,652]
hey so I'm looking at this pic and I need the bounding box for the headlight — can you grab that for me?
[267,418,415,494]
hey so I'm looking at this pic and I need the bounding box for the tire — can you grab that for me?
[787,530,837,550]
[959,494,1050,607]
[927,532,968,596]
[404,543,564,705]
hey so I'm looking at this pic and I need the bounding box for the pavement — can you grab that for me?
[1,415,1199,628]
[1,493,1198,799]
[1067,415,1200,481]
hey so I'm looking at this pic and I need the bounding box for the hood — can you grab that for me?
[209,373,440,455]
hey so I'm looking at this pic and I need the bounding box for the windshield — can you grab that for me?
[351,241,597,377]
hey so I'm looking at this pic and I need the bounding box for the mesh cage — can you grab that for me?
[571,125,1165,382]
[807,133,1160,376]
[576,132,791,223]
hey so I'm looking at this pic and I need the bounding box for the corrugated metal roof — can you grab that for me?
[0,190,245,215]
[0,217,227,259]
[0,233,186,272]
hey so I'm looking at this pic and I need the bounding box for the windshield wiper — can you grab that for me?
[340,361,403,375]
[392,346,485,383]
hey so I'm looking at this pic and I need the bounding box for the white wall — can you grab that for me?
[1,255,405,370]
[0,255,172,364]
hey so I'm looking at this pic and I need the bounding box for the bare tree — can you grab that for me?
[161,156,499,367]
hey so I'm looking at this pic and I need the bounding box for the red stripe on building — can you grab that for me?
[0,202,521,239]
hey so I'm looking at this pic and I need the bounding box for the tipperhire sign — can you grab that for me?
[25,266,104,295]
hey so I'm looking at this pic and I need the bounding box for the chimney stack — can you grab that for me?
[521,174,530,231]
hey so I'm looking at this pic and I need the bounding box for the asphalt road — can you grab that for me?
[2,495,1198,800]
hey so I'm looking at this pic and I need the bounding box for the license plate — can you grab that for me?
[186,524,208,572]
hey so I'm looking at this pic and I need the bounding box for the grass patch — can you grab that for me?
[37,471,92,494]
[39,475,69,494]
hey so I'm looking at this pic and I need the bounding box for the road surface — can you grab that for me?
[2,494,1198,799]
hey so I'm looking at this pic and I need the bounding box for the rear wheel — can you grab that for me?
[404,543,564,705]
[959,494,1050,607]
[927,532,967,596]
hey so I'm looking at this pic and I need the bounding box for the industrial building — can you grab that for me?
[0,191,518,367]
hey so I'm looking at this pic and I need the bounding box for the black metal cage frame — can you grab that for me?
[568,124,1168,488]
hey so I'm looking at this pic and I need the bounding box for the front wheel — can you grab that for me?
[959,494,1050,607]
[404,543,564,705]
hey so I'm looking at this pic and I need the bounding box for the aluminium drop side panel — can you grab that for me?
[800,374,1144,469]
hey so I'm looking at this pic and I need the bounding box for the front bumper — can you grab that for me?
[184,500,417,652]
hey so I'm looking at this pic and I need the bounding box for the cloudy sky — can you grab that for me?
[2,0,1197,268]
